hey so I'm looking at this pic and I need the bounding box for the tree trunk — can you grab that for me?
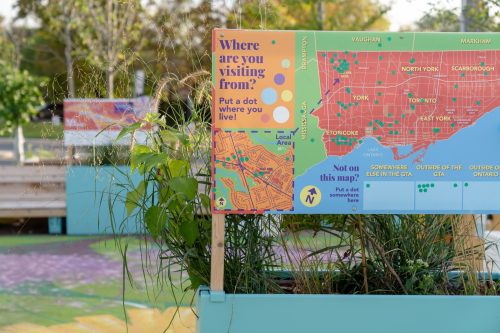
[106,68,114,98]
[461,0,474,32]
[14,125,25,165]
[317,0,324,30]
[64,22,76,98]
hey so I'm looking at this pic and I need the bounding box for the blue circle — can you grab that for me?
[261,88,277,105]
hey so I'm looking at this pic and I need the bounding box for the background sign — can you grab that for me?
[212,29,500,214]
[64,97,152,146]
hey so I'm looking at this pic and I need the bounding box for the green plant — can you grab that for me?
[114,79,280,298]
[280,214,498,296]
[0,62,44,134]
[119,108,212,290]
[0,61,45,163]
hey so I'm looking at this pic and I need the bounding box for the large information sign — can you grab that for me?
[211,29,500,214]
[64,97,152,146]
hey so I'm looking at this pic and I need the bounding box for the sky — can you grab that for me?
[0,0,461,31]
[379,0,461,31]
[0,1,15,18]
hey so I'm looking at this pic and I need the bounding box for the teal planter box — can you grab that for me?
[66,166,140,235]
[197,286,500,333]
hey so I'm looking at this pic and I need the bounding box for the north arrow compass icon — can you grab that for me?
[299,186,322,208]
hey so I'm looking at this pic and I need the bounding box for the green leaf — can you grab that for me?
[199,193,211,209]
[169,177,198,201]
[159,187,181,211]
[167,159,190,178]
[143,152,168,172]
[130,145,152,172]
[115,122,141,143]
[125,180,146,216]
[144,112,162,124]
[159,186,171,205]
[187,267,204,290]
[130,145,167,174]
[159,129,177,143]
[176,133,190,145]
[160,129,189,145]
[180,218,199,246]
[144,205,167,238]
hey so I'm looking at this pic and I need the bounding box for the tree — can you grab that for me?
[229,0,390,31]
[141,0,224,98]
[17,0,88,98]
[3,23,29,70]
[0,16,16,63]
[19,0,147,99]
[81,0,144,98]
[0,61,44,163]
[462,0,499,32]
[416,0,499,32]
[416,9,461,32]
[147,0,224,77]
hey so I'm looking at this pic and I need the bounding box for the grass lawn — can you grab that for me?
[0,280,192,327]
[0,122,63,140]
[89,237,144,260]
[0,235,92,249]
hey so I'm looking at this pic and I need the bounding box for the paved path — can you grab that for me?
[0,239,126,290]
[0,237,186,331]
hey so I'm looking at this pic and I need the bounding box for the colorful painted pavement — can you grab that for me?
[0,236,194,332]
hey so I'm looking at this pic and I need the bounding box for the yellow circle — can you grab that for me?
[281,90,293,102]
[299,186,322,208]
[215,196,227,209]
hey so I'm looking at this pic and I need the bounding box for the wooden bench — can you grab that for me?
[0,166,66,218]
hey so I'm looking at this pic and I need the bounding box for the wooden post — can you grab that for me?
[211,214,225,291]
[453,215,485,273]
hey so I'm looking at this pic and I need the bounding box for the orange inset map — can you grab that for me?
[213,130,294,212]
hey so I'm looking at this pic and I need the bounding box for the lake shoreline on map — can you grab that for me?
[293,106,500,214]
